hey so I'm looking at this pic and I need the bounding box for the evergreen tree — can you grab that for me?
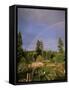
[36,40,43,56]
[18,32,22,47]
[17,32,23,63]
[58,38,64,53]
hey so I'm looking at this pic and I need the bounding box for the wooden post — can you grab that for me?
[26,73,29,82]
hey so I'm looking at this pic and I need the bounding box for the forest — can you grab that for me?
[17,32,65,82]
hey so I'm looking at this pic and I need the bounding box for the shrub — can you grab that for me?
[32,64,65,81]
[17,60,28,74]
[52,53,64,63]
[36,55,44,62]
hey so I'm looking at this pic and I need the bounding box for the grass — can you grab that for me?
[17,59,65,82]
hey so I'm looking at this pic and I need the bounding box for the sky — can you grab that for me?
[18,8,65,51]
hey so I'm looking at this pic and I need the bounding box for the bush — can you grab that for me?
[32,66,56,81]
[52,53,64,63]
[17,60,28,74]
[36,55,44,62]
[32,63,65,81]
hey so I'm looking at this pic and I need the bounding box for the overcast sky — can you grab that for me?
[18,8,65,51]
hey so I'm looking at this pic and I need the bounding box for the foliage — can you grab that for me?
[52,53,65,63]
[17,32,23,63]
[17,58,28,74]
[32,63,65,81]
[36,55,44,62]
[58,37,64,53]
[36,40,43,56]
[18,32,22,47]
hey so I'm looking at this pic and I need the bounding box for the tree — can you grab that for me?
[18,32,22,47]
[52,38,65,63]
[36,40,43,56]
[58,38,64,53]
[17,32,23,63]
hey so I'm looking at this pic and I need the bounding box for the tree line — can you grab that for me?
[17,32,64,62]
